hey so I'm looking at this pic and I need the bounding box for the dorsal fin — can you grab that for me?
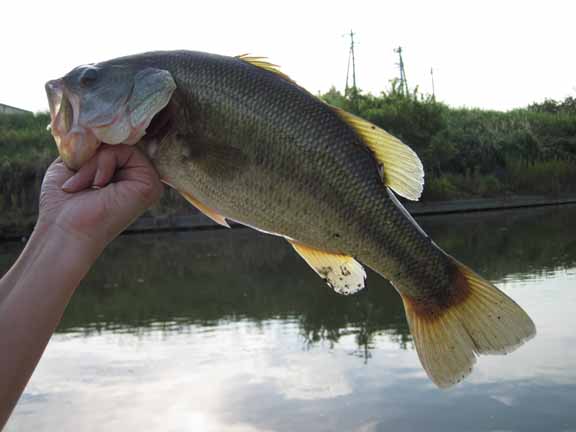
[236,54,297,85]
[332,106,424,201]
[236,54,423,200]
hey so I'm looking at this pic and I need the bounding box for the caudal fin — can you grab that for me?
[401,256,536,388]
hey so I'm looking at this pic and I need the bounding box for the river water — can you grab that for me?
[2,206,576,432]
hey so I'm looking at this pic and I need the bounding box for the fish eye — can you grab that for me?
[80,68,98,87]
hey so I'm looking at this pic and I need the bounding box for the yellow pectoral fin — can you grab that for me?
[289,240,366,295]
[331,106,424,201]
[179,191,230,228]
[161,178,230,228]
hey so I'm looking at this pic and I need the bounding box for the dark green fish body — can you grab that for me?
[105,51,447,297]
[46,50,536,388]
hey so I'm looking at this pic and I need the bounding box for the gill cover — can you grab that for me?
[92,68,176,145]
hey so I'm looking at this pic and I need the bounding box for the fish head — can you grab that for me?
[46,62,176,169]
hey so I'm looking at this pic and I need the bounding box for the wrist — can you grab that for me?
[30,221,105,271]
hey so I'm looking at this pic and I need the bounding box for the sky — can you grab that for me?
[2,0,575,113]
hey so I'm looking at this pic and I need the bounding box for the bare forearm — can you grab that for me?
[0,224,102,428]
[0,235,46,304]
[0,146,162,428]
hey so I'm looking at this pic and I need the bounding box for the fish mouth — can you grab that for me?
[46,79,101,170]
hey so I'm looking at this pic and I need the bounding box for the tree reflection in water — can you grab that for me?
[1,205,574,362]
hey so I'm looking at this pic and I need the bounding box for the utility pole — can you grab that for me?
[430,67,436,99]
[345,30,358,100]
[394,46,409,96]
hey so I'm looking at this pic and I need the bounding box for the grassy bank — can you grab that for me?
[0,113,56,235]
[0,113,193,236]
[323,87,576,200]
[1,91,575,235]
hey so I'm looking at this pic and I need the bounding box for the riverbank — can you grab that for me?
[6,194,575,242]
[126,194,576,233]
[2,109,575,241]
[3,194,575,241]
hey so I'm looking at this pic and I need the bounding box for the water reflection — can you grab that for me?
[1,206,575,349]
[2,205,576,432]
[37,206,576,345]
[56,226,413,356]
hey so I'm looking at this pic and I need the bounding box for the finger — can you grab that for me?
[97,145,139,184]
[93,147,121,188]
[114,146,157,178]
[42,157,75,189]
[111,147,164,206]
[61,157,98,192]
[112,149,159,186]
[112,145,137,170]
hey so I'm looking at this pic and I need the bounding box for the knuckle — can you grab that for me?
[139,179,163,206]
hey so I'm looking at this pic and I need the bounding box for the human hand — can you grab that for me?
[0,144,162,427]
[38,145,163,252]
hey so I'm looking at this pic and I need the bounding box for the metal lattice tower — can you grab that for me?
[430,67,436,99]
[394,46,409,96]
[345,30,357,98]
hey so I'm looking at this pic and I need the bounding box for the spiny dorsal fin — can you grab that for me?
[236,54,297,85]
[289,240,366,295]
[332,107,424,201]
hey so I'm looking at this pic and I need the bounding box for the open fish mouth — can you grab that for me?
[46,79,101,170]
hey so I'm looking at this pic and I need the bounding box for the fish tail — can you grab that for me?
[400,256,536,388]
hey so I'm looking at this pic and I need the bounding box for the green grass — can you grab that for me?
[0,112,56,166]
[323,87,576,200]
[506,158,576,195]
[423,160,576,202]
[0,113,56,235]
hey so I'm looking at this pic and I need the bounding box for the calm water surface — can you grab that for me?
[2,206,576,432]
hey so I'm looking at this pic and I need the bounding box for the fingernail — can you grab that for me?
[92,185,102,190]
[62,177,75,192]
[93,169,104,188]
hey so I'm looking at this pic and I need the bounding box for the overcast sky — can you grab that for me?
[2,0,575,112]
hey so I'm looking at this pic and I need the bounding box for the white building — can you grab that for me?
[0,103,32,115]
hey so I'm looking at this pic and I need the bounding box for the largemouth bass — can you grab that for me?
[45,50,535,387]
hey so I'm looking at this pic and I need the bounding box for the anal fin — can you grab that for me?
[289,240,366,295]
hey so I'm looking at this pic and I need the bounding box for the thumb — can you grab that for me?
[42,158,76,190]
